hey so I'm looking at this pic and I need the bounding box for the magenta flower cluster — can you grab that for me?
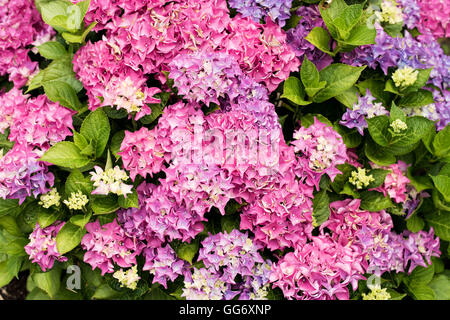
[0,0,54,87]
[24,222,67,272]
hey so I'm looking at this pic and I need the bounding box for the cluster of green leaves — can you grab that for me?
[306,0,376,56]
[282,58,365,106]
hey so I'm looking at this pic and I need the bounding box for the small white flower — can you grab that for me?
[392,67,419,88]
[390,119,408,133]
[38,188,61,209]
[375,0,404,25]
[113,265,140,290]
[349,168,375,189]
[63,191,89,210]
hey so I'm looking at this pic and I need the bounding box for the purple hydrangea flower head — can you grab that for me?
[402,228,441,273]
[24,222,67,272]
[143,245,189,288]
[398,0,421,29]
[228,0,293,27]
[0,144,55,204]
[340,90,388,135]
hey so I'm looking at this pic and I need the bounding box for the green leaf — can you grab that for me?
[0,215,23,237]
[402,68,432,94]
[312,190,330,227]
[110,131,125,160]
[80,108,111,158]
[330,164,356,193]
[37,41,67,60]
[65,169,93,196]
[93,284,120,300]
[314,64,365,103]
[333,123,362,148]
[334,86,359,108]
[407,283,435,300]
[37,207,61,229]
[139,103,165,124]
[430,175,450,202]
[70,213,92,228]
[56,222,85,255]
[0,260,15,287]
[332,4,363,40]
[386,289,407,300]
[32,268,61,299]
[409,264,435,285]
[384,79,401,95]
[118,190,139,209]
[305,27,333,56]
[301,114,333,128]
[398,90,434,108]
[40,141,91,169]
[356,79,392,106]
[27,57,83,93]
[73,132,88,150]
[360,191,393,211]
[407,214,425,232]
[301,57,326,98]
[146,287,176,300]
[43,81,83,111]
[39,0,72,32]
[366,169,389,189]
[172,240,199,265]
[0,199,21,218]
[341,24,376,46]
[424,210,450,241]
[91,195,119,215]
[367,115,390,146]
[432,125,450,158]
[428,274,450,300]
[281,77,311,106]
[389,103,406,123]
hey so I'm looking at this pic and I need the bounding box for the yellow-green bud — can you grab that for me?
[349,168,375,189]
[390,119,408,133]
[38,188,61,209]
[63,191,89,210]
[392,67,418,88]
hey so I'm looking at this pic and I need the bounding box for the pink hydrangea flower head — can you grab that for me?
[270,234,366,300]
[24,222,67,272]
[119,127,166,181]
[324,199,393,243]
[162,163,235,216]
[417,0,450,39]
[73,39,125,110]
[0,0,53,86]
[105,0,231,75]
[7,94,76,148]
[292,117,348,189]
[224,16,300,92]
[372,161,410,204]
[240,176,314,251]
[81,219,145,275]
